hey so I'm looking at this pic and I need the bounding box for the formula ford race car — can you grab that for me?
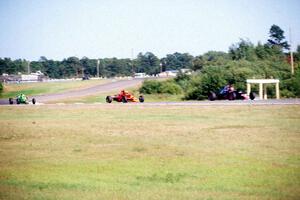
[9,93,36,105]
[106,90,144,103]
[208,84,255,101]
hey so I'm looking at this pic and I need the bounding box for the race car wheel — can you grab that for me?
[228,92,236,101]
[249,92,255,100]
[106,96,113,103]
[16,98,20,104]
[208,92,216,101]
[122,96,128,103]
[9,98,13,104]
[139,95,144,103]
[32,98,36,105]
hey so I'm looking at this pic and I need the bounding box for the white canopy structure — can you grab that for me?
[246,79,280,100]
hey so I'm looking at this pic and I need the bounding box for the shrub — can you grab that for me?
[0,82,3,94]
[282,69,300,97]
[139,80,182,95]
[184,74,207,100]
[174,72,191,91]
[139,80,162,94]
[291,69,300,97]
[160,81,182,95]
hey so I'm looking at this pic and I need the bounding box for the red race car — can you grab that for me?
[106,90,144,103]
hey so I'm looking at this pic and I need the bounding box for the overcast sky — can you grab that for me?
[0,0,299,61]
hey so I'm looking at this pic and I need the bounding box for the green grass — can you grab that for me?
[1,80,182,103]
[55,87,184,103]
[0,79,108,99]
[0,105,300,199]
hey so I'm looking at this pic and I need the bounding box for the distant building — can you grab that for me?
[134,73,147,78]
[1,71,47,83]
[158,70,178,77]
[158,68,191,77]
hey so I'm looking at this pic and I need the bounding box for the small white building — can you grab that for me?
[1,71,46,83]
[134,73,146,78]
[158,68,191,77]
[21,71,45,82]
[158,70,179,77]
[246,79,280,100]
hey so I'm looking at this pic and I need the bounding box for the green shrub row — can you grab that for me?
[139,62,300,100]
[139,80,182,95]
[0,82,3,94]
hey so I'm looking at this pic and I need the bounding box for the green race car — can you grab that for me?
[9,93,36,105]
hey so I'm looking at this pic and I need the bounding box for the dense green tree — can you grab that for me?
[192,51,229,71]
[229,39,257,61]
[267,24,289,50]
[191,55,204,71]
[80,57,97,77]
[61,57,82,78]
[295,45,300,62]
[30,61,44,72]
[163,52,193,70]
[40,57,61,78]
[255,42,269,59]
[0,58,11,75]
[136,52,160,75]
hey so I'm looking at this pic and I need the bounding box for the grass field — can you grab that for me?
[0,79,181,103]
[53,87,184,104]
[0,105,299,199]
[0,79,108,99]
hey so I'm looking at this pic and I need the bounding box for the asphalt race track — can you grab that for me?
[0,78,144,105]
[1,78,300,106]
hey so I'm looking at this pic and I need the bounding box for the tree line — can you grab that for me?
[1,25,299,80]
[1,25,300,97]
[139,25,300,98]
[0,52,194,79]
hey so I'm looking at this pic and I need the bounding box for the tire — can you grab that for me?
[208,92,216,101]
[228,92,236,101]
[32,98,36,105]
[9,98,13,105]
[139,95,144,103]
[16,98,20,104]
[249,92,255,100]
[122,96,128,103]
[106,96,113,103]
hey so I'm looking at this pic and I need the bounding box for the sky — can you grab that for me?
[0,0,299,61]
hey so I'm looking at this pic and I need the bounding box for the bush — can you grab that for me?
[291,69,300,97]
[280,89,296,98]
[184,74,207,100]
[184,61,293,100]
[139,80,182,95]
[160,81,182,95]
[139,80,162,94]
[174,72,191,91]
[0,82,3,94]
[200,66,228,95]
[183,67,232,100]
[139,60,300,100]
[282,69,300,97]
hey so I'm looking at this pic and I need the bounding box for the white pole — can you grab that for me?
[259,83,263,100]
[276,82,280,99]
[247,83,251,95]
[289,27,294,75]
[263,84,268,100]
[27,61,31,74]
[97,59,100,78]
